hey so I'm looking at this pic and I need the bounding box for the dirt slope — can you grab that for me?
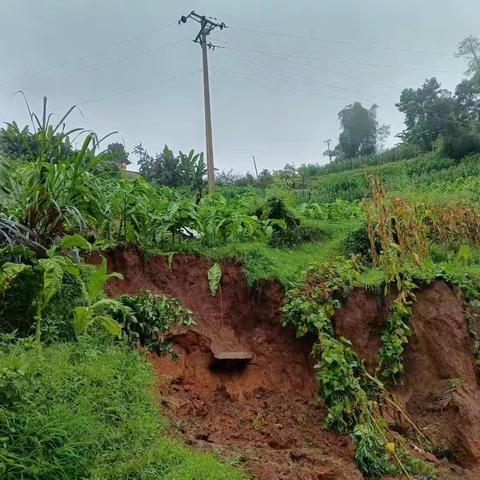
[91,247,480,479]
[336,282,480,478]
[93,247,362,479]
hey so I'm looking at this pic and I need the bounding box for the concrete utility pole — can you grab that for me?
[179,11,227,193]
[252,154,259,180]
[324,139,334,163]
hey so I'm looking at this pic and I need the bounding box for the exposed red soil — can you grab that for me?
[336,281,480,478]
[90,246,362,479]
[89,247,480,479]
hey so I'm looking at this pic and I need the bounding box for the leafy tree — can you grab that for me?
[257,168,273,188]
[455,72,480,123]
[456,35,480,76]
[275,163,297,187]
[396,75,480,159]
[105,142,130,167]
[334,102,388,159]
[396,78,456,151]
[135,144,206,191]
[216,169,242,185]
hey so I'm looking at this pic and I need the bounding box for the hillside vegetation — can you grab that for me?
[1,36,480,479]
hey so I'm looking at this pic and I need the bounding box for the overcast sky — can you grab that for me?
[1,1,478,172]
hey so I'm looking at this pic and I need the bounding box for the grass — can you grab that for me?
[157,221,354,287]
[307,153,480,203]
[0,338,248,480]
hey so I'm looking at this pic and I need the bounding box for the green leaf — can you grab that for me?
[0,263,32,292]
[92,298,129,317]
[60,234,92,251]
[87,257,123,303]
[97,315,122,337]
[208,262,222,296]
[38,257,65,305]
[62,257,81,279]
[73,306,93,335]
[88,258,107,302]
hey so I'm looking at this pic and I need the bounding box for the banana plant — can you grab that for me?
[0,234,124,342]
[72,257,125,338]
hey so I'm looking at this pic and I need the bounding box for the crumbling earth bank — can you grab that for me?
[94,247,362,479]
[336,281,480,478]
[92,247,480,479]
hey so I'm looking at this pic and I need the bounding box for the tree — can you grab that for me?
[257,169,273,188]
[396,74,480,158]
[455,72,480,123]
[376,124,391,152]
[105,142,130,167]
[396,78,455,151]
[134,144,206,191]
[275,163,297,188]
[334,102,388,159]
[456,35,480,76]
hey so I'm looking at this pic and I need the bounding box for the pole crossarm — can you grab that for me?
[179,11,227,45]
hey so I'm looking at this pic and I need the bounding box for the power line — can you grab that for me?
[0,21,178,89]
[212,68,363,103]
[76,69,201,106]
[7,37,190,95]
[230,26,455,57]
[218,48,399,94]
[216,51,391,101]
[52,38,190,84]
[213,39,451,76]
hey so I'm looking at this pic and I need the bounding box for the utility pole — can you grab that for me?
[324,139,333,163]
[179,11,227,193]
[252,154,259,180]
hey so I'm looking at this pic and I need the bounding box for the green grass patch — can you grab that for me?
[159,221,354,287]
[0,338,248,480]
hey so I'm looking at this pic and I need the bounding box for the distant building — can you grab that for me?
[119,162,141,178]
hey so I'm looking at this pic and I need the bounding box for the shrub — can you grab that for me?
[42,266,96,343]
[342,224,380,261]
[0,265,40,335]
[315,173,369,203]
[116,290,195,355]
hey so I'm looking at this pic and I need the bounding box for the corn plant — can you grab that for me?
[363,176,429,266]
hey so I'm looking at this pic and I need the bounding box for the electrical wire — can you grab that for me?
[212,68,379,103]
[52,37,190,84]
[212,39,452,76]
[230,26,455,57]
[216,51,391,101]
[76,69,201,106]
[0,21,178,89]
[218,48,399,95]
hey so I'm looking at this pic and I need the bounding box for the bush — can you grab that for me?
[0,263,95,343]
[297,220,325,243]
[0,339,247,480]
[0,266,40,336]
[342,224,378,261]
[315,173,369,203]
[116,290,195,355]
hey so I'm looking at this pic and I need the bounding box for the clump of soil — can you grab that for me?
[90,247,480,479]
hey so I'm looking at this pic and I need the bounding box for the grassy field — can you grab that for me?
[0,338,248,480]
